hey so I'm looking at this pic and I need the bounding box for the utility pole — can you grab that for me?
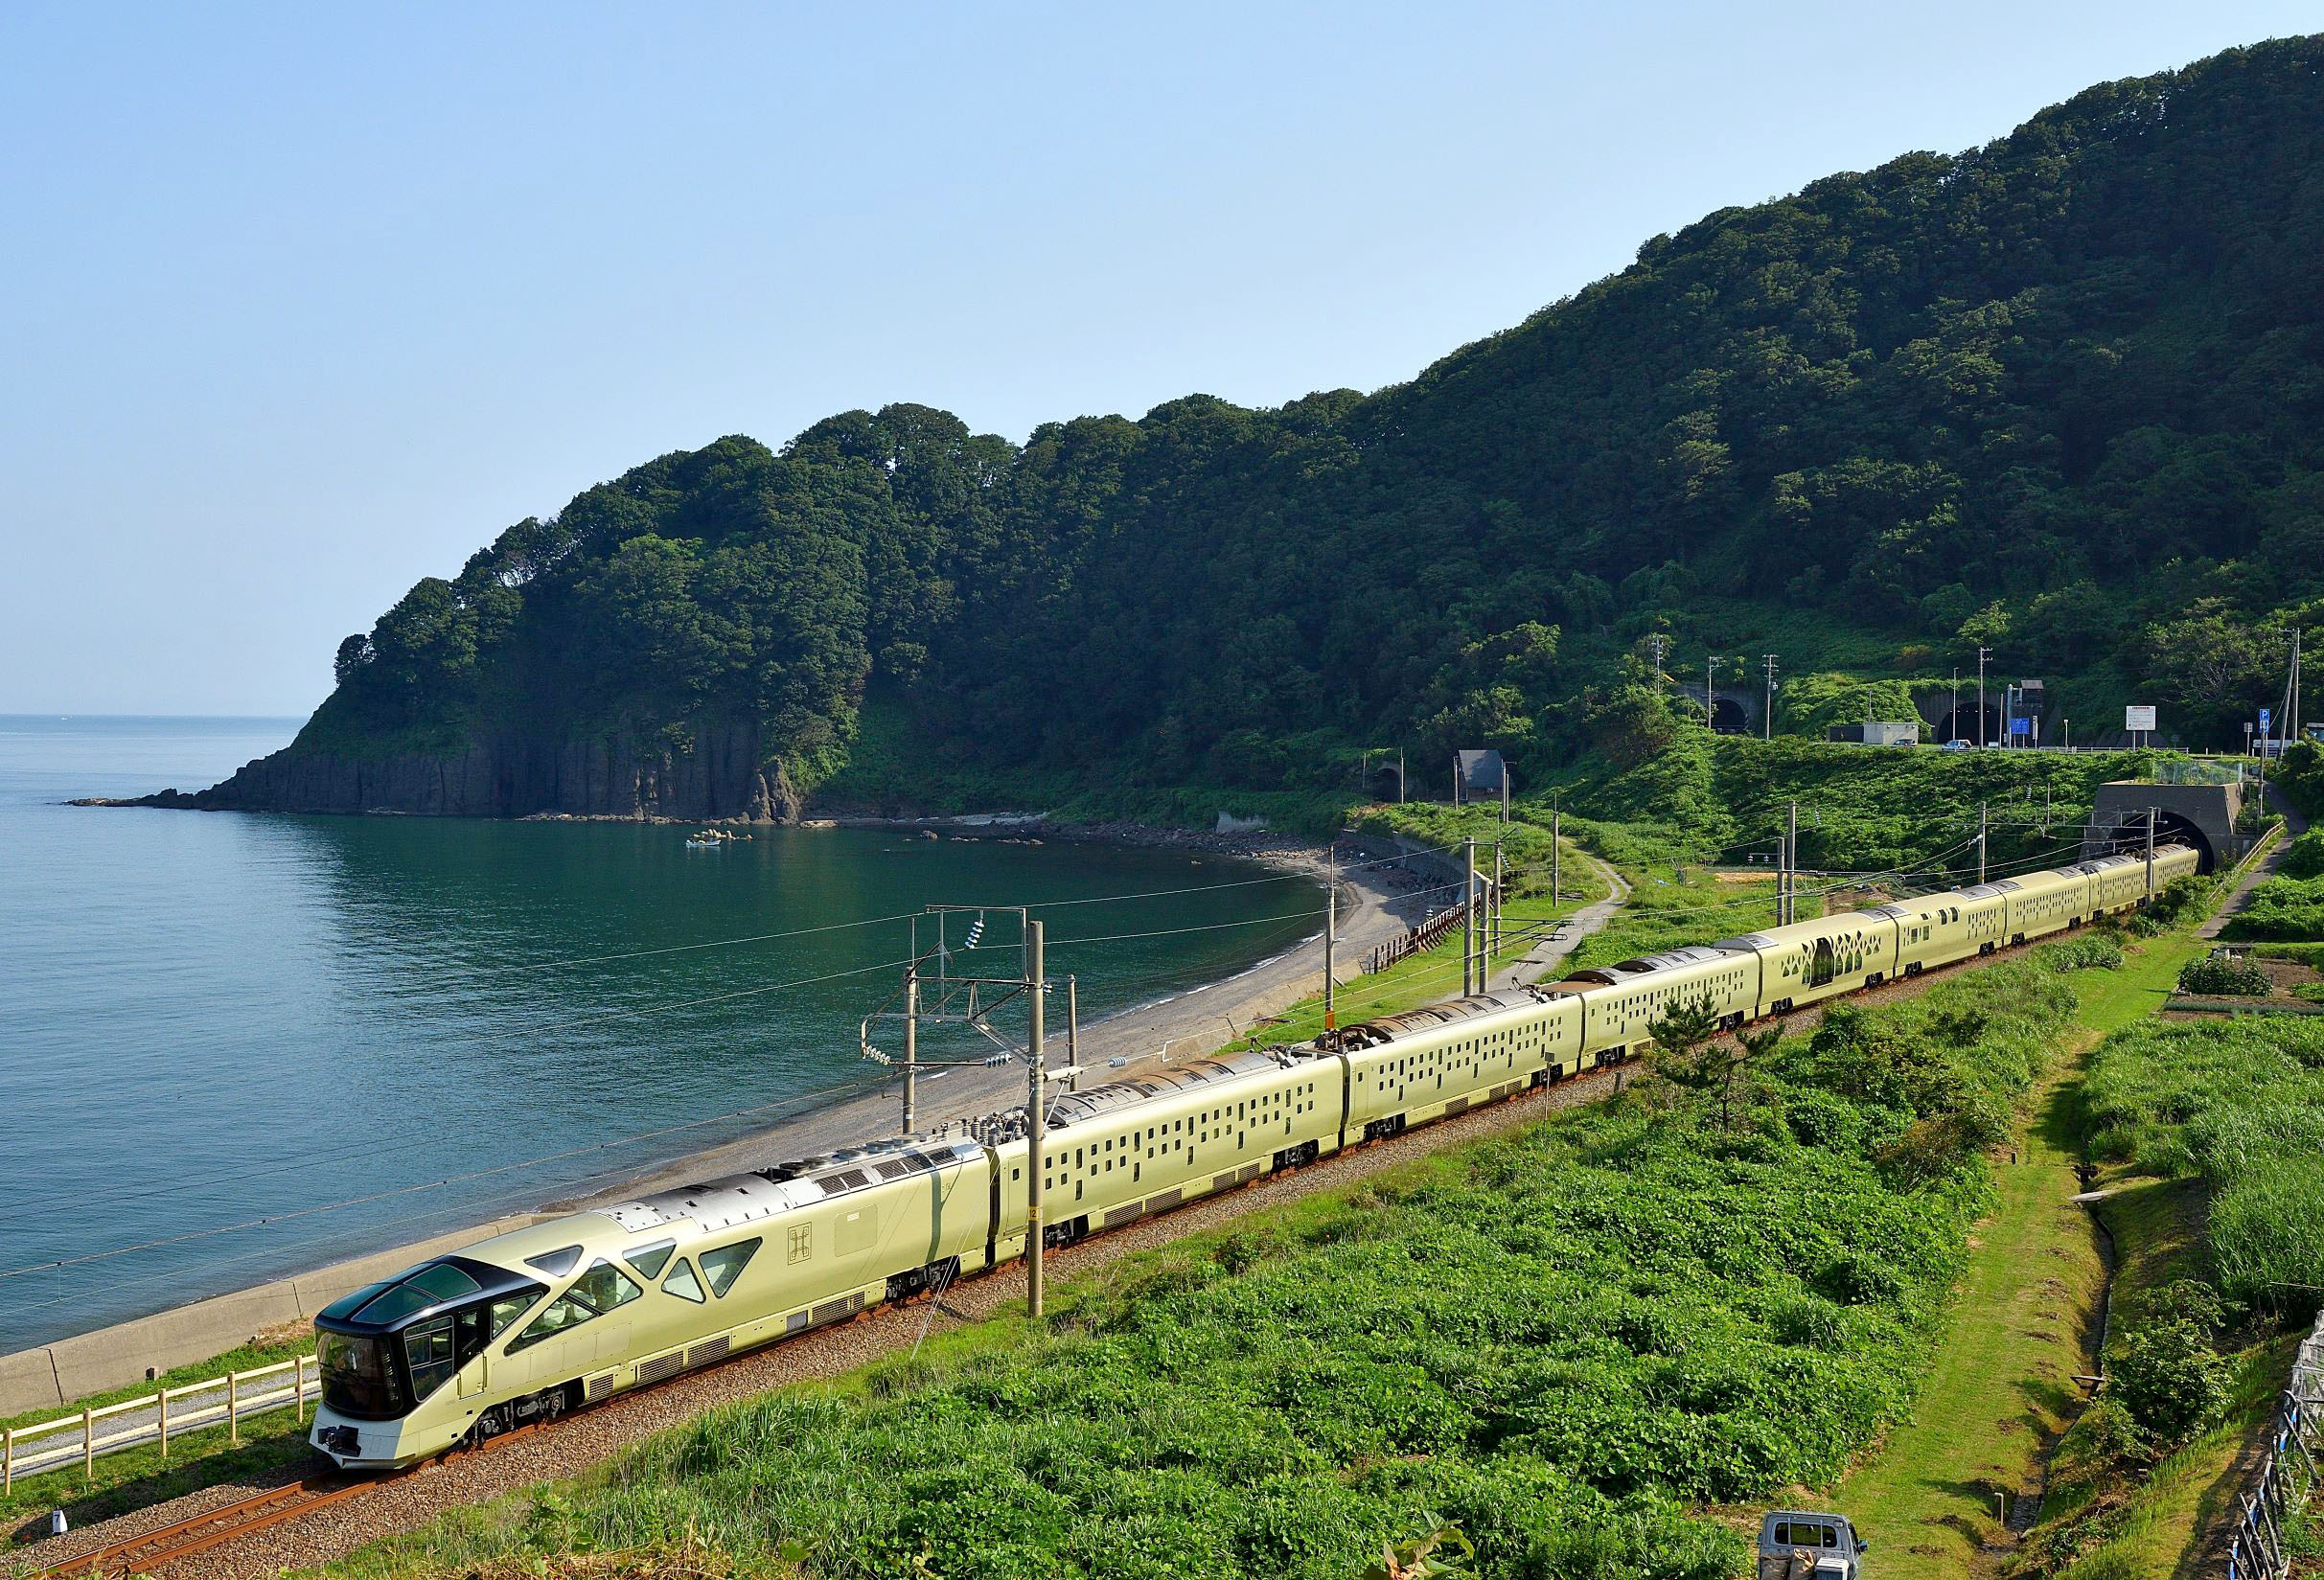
[1979,803,1989,885]
[1762,654,1779,741]
[2294,628,2304,745]
[1707,654,1717,728]
[2146,806,2157,896]
[1649,633,1668,690]
[1500,761,1510,823]
[1398,751,1406,805]
[1025,919,1046,1318]
[1977,647,1990,748]
[1950,668,1959,743]
[1552,808,1562,904]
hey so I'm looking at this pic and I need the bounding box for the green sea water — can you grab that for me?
[0,717,1321,1353]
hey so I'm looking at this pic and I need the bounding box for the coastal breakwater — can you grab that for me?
[95,720,802,821]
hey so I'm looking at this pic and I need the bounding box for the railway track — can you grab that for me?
[41,1477,369,1576]
[37,1422,547,1577]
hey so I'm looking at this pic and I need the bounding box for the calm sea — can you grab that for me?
[0,717,1320,1354]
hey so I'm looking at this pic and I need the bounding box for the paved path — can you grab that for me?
[1489,846,1630,991]
[2197,787,2308,939]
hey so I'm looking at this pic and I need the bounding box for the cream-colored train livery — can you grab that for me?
[312,845,2197,1468]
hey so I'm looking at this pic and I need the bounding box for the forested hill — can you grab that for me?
[173,37,2324,820]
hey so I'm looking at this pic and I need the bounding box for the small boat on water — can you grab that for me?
[684,827,751,848]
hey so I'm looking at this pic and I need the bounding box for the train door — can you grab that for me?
[1809,938,1837,989]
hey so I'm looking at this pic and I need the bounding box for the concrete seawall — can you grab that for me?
[0,1215,557,1417]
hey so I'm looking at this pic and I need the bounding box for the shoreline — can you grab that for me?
[0,822,1442,1415]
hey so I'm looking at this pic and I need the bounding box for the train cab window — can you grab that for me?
[351,1261,482,1326]
[623,1240,677,1281]
[317,1328,408,1418]
[662,1258,706,1303]
[525,1246,583,1278]
[701,1238,762,1298]
[405,1316,457,1401]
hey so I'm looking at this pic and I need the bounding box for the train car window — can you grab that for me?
[623,1241,677,1281]
[571,1259,643,1314]
[405,1316,457,1401]
[662,1258,706,1303]
[525,1246,584,1278]
[701,1239,762,1297]
[486,1291,538,1341]
[508,1292,597,1352]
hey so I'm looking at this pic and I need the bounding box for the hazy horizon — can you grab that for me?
[5,2,2315,718]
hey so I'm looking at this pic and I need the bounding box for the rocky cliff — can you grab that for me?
[120,721,801,821]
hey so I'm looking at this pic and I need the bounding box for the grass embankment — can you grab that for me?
[327,944,2105,1580]
[1834,928,2200,1580]
[0,1332,314,1530]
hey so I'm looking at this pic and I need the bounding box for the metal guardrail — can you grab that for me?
[1,1355,319,1490]
[2224,1316,2324,1580]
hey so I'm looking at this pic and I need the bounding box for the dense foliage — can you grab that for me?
[2174,954,2271,996]
[2085,1017,2324,1310]
[303,39,2324,795]
[351,957,2087,1580]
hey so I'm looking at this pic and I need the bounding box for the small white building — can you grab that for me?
[1826,721,1920,746]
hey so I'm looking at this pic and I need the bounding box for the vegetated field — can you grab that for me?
[333,949,2102,1580]
[2013,932,2324,1580]
[2219,827,2324,941]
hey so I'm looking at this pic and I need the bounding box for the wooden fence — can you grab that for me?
[2,1354,319,1490]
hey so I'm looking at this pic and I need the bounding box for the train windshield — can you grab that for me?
[317,1328,409,1419]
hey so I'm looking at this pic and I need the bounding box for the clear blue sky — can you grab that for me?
[4,2,2313,716]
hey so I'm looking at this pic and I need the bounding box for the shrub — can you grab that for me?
[2281,827,2324,881]
[2037,930,2126,973]
[2175,954,2271,996]
[2106,1314,2229,1448]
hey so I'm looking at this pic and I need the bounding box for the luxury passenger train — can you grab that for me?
[311,844,2197,1468]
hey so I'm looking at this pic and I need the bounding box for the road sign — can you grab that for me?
[2125,704,2157,733]
[2260,707,2273,736]
[2011,717,2032,736]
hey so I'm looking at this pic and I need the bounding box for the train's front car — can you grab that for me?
[311,1256,543,1469]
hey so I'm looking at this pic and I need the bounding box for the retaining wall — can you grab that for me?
[0,1213,557,1417]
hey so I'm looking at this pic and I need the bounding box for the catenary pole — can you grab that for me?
[1552,809,1562,904]
[901,966,919,1133]
[1763,654,1778,741]
[1066,976,1079,1094]
[1492,840,1505,963]
[1323,866,1336,1042]
[1785,800,1799,927]
[1462,837,1478,996]
[1025,919,1046,1318]
[1979,803,1989,885]
[2147,806,2157,896]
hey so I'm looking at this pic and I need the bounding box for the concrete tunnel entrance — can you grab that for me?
[2095,810,2218,874]
[1711,698,1749,735]
[1936,704,2003,744]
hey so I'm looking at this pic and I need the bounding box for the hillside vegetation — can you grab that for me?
[225,37,2323,813]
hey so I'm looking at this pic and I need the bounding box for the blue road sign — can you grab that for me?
[2261,707,2273,735]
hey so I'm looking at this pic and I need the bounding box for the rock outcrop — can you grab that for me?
[123,720,802,822]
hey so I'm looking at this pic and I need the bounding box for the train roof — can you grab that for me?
[1043,1047,1311,1125]
[1562,944,1738,987]
[1342,988,1562,1043]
